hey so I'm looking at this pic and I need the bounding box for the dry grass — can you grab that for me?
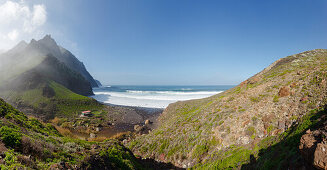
[88,136,110,142]
[50,117,61,125]
[54,125,79,138]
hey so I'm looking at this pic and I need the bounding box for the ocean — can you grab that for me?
[91,85,234,108]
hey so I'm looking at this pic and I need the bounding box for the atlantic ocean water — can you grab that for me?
[91,85,234,108]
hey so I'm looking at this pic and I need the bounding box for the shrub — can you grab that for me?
[0,149,24,170]
[250,97,259,102]
[192,144,209,158]
[0,126,22,148]
[246,126,256,136]
[273,95,279,103]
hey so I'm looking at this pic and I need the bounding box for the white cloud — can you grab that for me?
[0,0,47,50]
[7,29,18,40]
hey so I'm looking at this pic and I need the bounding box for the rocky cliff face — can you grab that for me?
[129,49,327,169]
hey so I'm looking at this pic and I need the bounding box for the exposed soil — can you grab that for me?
[70,104,163,140]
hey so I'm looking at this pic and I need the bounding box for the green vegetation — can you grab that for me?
[273,95,279,102]
[0,126,22,148]
[130,49,327,169]
[1,80,103,118]
[0,98,141,169]
[250,96,259,102]
[194,108,326,169]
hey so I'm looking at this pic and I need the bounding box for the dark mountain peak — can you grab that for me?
[37,34,58,48]
[30,39,37,44]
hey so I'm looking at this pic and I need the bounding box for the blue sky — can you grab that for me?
[1,0,327,85]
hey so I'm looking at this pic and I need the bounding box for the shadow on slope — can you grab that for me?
[137,158,185,170]
[241,107,327,170]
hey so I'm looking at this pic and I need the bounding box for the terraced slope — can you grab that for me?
[129,49,327,169]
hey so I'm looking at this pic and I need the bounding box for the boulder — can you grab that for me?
[278,120,285,130]
[145,119,151,125]
[299,129,327,169]
[299,130,318,163]
[90,133,96,138]
[278,86,290,97]
[313,142,327,169]
[134,125,142,131]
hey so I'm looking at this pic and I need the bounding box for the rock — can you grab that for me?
[299,129,327,169]
[299,130,318,163]
[145,119,151,125]
[278,120,285,130]
[134,125,141,131]
[123,139,128,145]
[239,136,250,145]
[313,142,327,169]
[95,127,102,132]
[278,86,290,97]
[290,82,297,88]
[90,133,96,138]
[248,76,260,84]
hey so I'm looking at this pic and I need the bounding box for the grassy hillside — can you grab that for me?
[0,80,102,119]
[0,98,142,169]
[129,49,327,169]
[0,55,102,119]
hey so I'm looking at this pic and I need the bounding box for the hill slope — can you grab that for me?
[0,98,142,169]
[129,49,327,169]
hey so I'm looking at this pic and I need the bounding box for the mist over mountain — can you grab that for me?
[0,35,101,119]
[0,35,99,88]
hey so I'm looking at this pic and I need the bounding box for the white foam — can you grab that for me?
[92,90,222,108]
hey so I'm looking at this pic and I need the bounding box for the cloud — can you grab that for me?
[7,29,18,40]
[0,0,47,50]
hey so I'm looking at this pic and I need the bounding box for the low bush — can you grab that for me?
[0,126,22,148]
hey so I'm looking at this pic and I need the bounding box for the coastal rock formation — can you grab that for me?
[130,49,327,169]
